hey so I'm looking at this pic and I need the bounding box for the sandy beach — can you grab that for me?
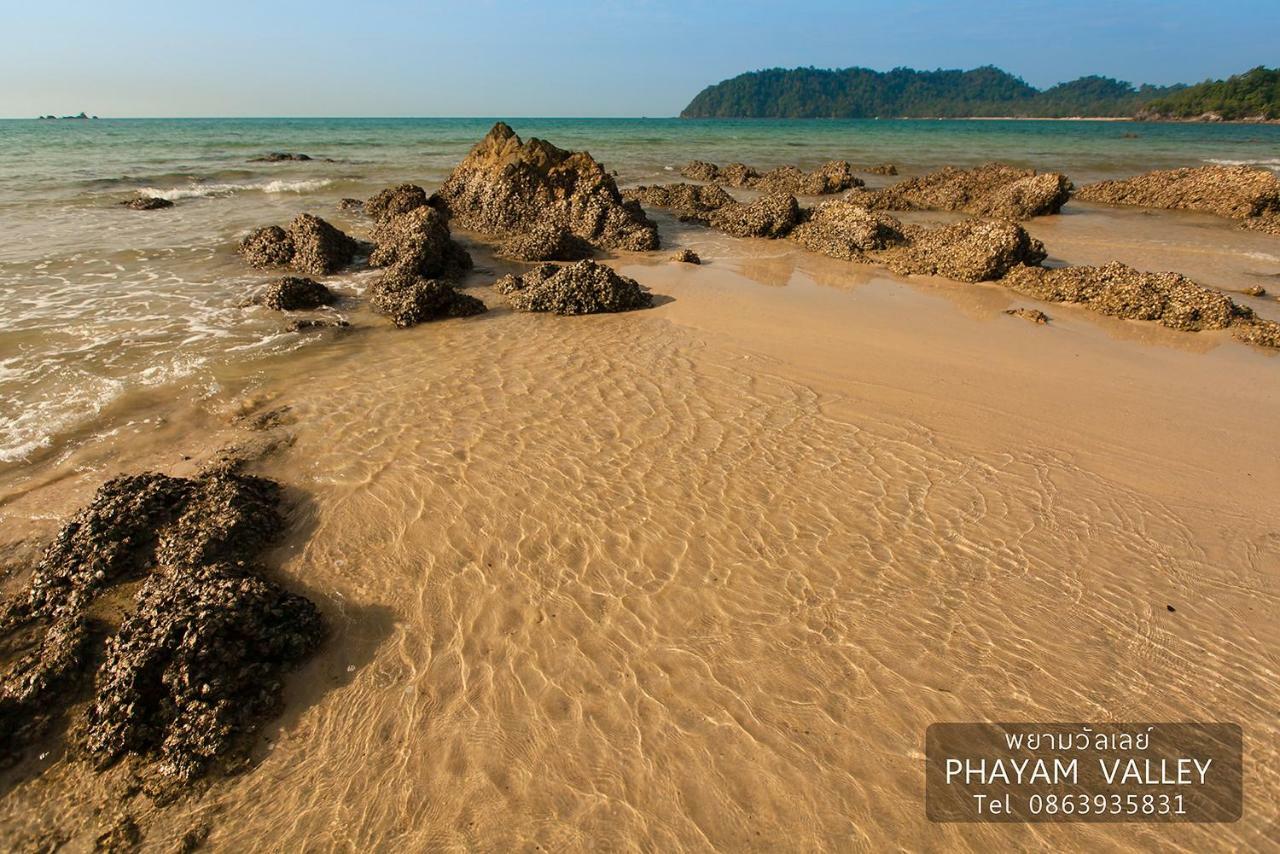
[2,129,1278,851]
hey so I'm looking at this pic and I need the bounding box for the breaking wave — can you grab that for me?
[135,178,334,200]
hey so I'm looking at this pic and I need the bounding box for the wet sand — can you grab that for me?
[1,210,1278,850]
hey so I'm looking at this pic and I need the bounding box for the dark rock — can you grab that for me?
[1076,165,1280,219]
[369,205,472,279]
[286,318,350,333]
[788,200,906,260]
[120,196,173,211]
[338,198,366,213]
[287,213,359,276]
[707,193,802,238]
[239,226,295,269]
[671,249,701,264]
[364,184,430,222]
[433,123,658,251]
[250,152,312,162]
[259,277,335,312]
[1243,285,1267,297]
[368,269,486,328]
[494,260,653,315]
[880,219,1046,282]
[500,221,594,262]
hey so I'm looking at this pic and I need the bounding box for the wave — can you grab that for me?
[136,178,334,200]
[1205,158,1280,170]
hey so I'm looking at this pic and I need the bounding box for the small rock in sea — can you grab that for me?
[259,276,335,312]
[238,214,359,275]
[239,225,296,268]
[864,163,898,176]
[286,318,350,333]
[671,249,701,264]
[1076,165,1280,220]
[433,122,659,252]
[337,198,366,213]
[494,259,654,315]
[708,192,802,239]
[368,268,486,328]
[500,221,594,262]
[364,183,430,222]
[120,196,173,211]
[1004,307,1050,324]
[880,218,1047,282]
[250,152,312,162]
[1243,285,1267,297]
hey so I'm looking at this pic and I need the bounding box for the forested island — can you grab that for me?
[680,65,1279,121]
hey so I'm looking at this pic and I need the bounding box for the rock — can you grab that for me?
[1076,165,1280,220]
[259,277,335,311]
[286,318,350,332]
[679,160,721,182]
[622,183,735,219]
[0,465,324,785]
[864,163,898,176]
[369,205,472,279]
[1231,318,1280,349]
[433,123,658,251]
[287,213,360,276]
[847,163,1071,219]
[1004,307,1050,324]
[1243,285,1267,297]
[788,200,906,260]
[671,249,701,264]
[494,260,653,315]
[1001,262,1254,332]
[250,152,312,162]
[368,269,486,328]
[364,184,430,222]
[880,219,1047,282]
[120,196,173,211]
[239,215,359,275]
[1241,213,1280,235]
[755,161,863,195]
[708,193,802,238]
[500,221,594,262]
[716,163,760,188]
[239,226,295,269]
[338,198,366,213]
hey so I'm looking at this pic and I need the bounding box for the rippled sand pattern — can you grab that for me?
[71,307,1264,851]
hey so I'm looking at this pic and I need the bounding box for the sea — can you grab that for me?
[1,116,1278,465]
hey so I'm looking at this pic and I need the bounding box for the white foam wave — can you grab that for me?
[136,178,333,200]
[1205,158,1280,171]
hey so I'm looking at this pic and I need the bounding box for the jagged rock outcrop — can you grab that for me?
[708,193,802,238]
[238,214,359,275]
[678,160,862,194]
[880,219,1047,282]
[120,196,173,211]
[369,205,472,280]
[368,268,486,328]
[258,276,335,311]
[671,249,701,264]
[846,163,1071,219]
[1075,165,1280,220]
[500,221,594,262]
[433,123,658,251]
[1001,262,1265,335]
[493,260,653,315]
[622,183,735,220]
[364,184,430,222]
[788,200,907,260]
[0,465,324,791]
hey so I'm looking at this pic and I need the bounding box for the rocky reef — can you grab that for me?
[788,199,907,260]
[239,214,360,275]
[846,163,1072,219]
[433,123,658,252]
[622,183,735,220]
[708,193,803,238]
[258,276,335,311]
[0,464,324,794]
[120,196,173,211]
[494,260,653,315]
[1075,165,1280,223]
[679,160,862,194]
[368,269,486,328]
[880,219,1048,282]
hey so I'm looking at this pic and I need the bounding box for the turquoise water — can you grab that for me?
[1,117,1278,465]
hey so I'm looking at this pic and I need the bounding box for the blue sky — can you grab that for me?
[2,0,1275,117]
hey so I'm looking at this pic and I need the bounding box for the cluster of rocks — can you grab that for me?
[1075,165,1280,228]
[432,122,658,253]
[239,214,361,275]
[0,464,324,793]
[679,160,863,195]
[493,260,652,315]
[120,196,173,211]
[1002,262,1279,346]
[845,163,1072,220]
[621,183,735,221]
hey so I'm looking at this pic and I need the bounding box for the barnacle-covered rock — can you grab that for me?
[671,249,701,264]
[368,269,486,328]
[500,221,594,262]
[847,163,1071,219]
[433,123,658,251]
[369,205,472,279]
[364,183,430,222]
[120,196,173,211]
[755,161,863,195]
[788,200,906,260]
[494,260,653,315]
[259,277,335,311]
[880,219,1046,282]
[1075,165,1280,220]
[239,226,295,269]
[622,183,734,220]
[287,213,360,276]
[707,193,802,238]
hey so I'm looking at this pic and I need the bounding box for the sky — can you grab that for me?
[2,0,1275,117]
